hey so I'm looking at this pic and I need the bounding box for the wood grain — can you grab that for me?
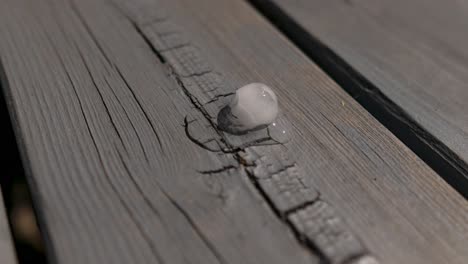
[0,0,320,263]
[0,192,16,264]
[0,0,466,263]
[256,0,468,195]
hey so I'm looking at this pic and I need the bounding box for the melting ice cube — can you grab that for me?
[217,83,278,135]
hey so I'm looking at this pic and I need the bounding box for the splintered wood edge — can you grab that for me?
[110,0,378,262]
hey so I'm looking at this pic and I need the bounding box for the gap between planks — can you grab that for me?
[248,0,468,197]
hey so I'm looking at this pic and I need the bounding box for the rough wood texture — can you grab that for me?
[288,201,372,264]
[258,0,468,194]
[0,0,318,263]
[0,0,466,263]
[0,192,16,264]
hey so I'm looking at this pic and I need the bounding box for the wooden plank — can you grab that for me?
[0,0,319,263]
[0,191,17,264]
[254,0,468,194]
[0,0,466,264]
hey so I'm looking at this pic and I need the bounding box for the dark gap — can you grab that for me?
[0,63,48,263]
[248,0,468,198]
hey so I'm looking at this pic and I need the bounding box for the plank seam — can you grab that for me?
[248,0,468,198]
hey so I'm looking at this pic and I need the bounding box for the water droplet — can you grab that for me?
[267,111,293,144]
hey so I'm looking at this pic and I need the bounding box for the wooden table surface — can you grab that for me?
[0,0,466,264]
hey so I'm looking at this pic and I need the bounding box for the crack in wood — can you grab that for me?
[197,165,238,175]
[204,92,235,105]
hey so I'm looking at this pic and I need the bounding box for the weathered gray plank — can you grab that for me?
[0,0,467,264]
[0,191,17,264]
[0,0,319,263]
[258,0,468,194]
[116,1,467,263]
